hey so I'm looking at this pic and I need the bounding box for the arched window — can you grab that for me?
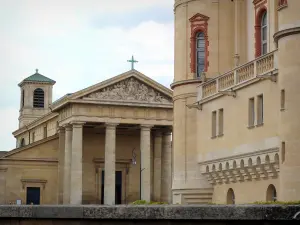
[266,184,277,202]
[33,88,44,108]
[196,32,205,78]
[20,138,25,147]
[227,188,235,204]
[261,12,267,55]
[255,9,267,57]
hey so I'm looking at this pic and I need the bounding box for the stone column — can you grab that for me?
[153,131,162,202]
[63,125,72,204]
[161,129,172,203]
[58,127,65,204]
[140,125,152,202]
[104,123,118,205]
[70,122,84,205]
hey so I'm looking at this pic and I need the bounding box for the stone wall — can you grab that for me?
[0,205,299,224]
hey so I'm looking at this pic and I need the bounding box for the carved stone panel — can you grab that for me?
[84,77,172,104]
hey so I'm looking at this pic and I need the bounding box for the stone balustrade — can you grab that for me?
[198,50,277,101]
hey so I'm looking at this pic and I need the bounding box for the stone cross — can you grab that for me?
[127,55,138,70]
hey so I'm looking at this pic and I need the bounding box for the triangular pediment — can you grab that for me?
[189,13,209,22]
[69,70,173,105]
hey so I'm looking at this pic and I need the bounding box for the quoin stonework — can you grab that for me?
[1,0,300,205]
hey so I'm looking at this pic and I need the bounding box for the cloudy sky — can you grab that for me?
[0,0,174,151]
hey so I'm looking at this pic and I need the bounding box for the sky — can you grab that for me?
[0,0,174,151]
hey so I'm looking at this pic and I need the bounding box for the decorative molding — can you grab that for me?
[189,13,209,74]
[21,179,47,190]
[84,77,172,104]
[93,158,131,164]
[274,26,300,44]
[200,148,279,185]
[277,0,287,10]
[170,78,202,90]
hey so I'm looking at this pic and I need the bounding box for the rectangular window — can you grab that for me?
[218,109,224,136]
[32,132,35,143]
[281,89,285,110]
[257,95,264,125]
[248,98,255,127]
[44,126,47,139]
[212,111,217,137]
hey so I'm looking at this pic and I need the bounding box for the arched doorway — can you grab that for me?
[227,188,235,204]
[266,184,277,202]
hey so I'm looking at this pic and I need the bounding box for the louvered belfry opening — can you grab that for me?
[33,88,44,108]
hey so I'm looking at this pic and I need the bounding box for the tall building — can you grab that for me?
[171,0,300,204]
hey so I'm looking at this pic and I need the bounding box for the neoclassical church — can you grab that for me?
[0,69,173,205]
[1,0,300,205]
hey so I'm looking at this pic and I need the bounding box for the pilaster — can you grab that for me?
[104,123,118,205]
[70,122,85,205]
[63,125,72,204]
[140,125,153,202]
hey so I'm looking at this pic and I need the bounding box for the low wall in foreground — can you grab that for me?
[0,205,299,224]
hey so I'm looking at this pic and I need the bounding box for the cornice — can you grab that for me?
[199,147,279,165]
[13,112,59,137]
[170,78,202,89]
[1,134,58,158]
[274,26,300,44]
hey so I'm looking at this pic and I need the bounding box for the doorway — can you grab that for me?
[26,187,41,205]
[101,170,122,204]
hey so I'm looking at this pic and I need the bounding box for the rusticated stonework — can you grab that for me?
[85,77,172,104]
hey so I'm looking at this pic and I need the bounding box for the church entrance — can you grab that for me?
[101,171,122,204]
[26,187,40,205]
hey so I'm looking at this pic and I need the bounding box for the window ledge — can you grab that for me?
[217,134,224,138]
[280,108,285,112]
[211,136,217,139]
[247,125,255,129]
[256,123,264,128]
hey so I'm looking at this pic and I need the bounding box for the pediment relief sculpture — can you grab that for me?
[85,77,172,104]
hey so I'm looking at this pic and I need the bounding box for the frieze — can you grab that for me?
[85,77,172,104]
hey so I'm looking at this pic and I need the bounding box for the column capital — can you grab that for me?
[70,121,85,128]
[162,126,173,135]
[105,123,119,129]
[63,124,72,131]
[57,126,65,134]
[154,130,163,137]
[140,124,153,131]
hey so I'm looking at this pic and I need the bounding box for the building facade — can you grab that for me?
[0,69,173,205]
[171,0,300,204]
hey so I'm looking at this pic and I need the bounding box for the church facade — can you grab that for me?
[171,0,300,204]
[0,70,173,205]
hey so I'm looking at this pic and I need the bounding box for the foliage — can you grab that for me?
[131,200,168,205]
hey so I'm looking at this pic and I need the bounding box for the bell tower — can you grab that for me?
[18,69,56,128]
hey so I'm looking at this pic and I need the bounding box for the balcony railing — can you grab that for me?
[198,50,277,101]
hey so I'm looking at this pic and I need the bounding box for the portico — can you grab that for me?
[59,121,172,205]
[54,70,173,205]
